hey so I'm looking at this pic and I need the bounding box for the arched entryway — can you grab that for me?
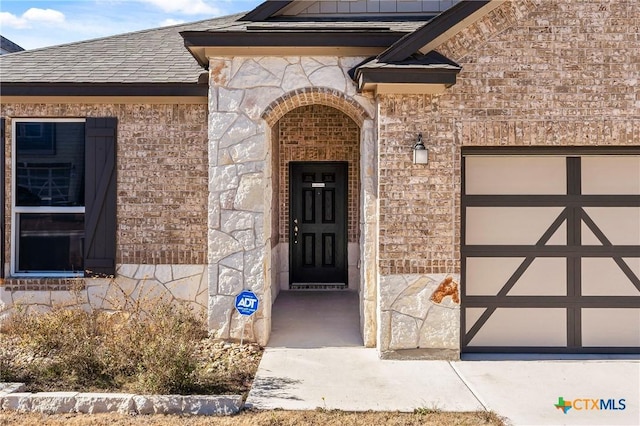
[261,88,377,347]
[275,104,360,290]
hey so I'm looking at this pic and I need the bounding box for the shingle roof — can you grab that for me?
[0,6,438,87]
[0,14,242,84]
[179,17,434,69]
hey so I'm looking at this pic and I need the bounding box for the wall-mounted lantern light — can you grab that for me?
[413,133,429,164]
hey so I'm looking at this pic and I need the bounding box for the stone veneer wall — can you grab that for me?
[379,274,459,359]
[1,264,208,319]
[0,103,208,317]
[377,0,640,356]
[206,56,378,346]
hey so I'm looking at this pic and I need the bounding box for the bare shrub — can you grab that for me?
[100,301,206,394]
[0,279,234,395]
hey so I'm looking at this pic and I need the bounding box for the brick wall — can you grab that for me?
[1,103,208,267]
[277,104,360,243]
[378,0,640,275]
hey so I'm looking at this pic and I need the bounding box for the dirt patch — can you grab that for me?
[0,409,505,426]
[0,333,261,395]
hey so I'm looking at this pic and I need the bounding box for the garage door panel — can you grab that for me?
[623,258,640,290]
[582,258,640,296]
[466,257,566,296]
[465,257,526,296]
[466,308,567,347]
[466,207,565,245]
[465,156,566,195]
[465,307,487,333]
[463,153,640,353]
[581,222,603,245]
[582,207,640,245]
[507,258,566,296]
[582,157,640,195]
[582,309,640,347]
[546,225,567,245]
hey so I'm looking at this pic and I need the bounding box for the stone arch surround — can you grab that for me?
[207,56,378,347]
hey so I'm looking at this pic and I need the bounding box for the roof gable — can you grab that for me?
[377,0,493,62]
[240,1,292,20]
[281,0,459,17]
[349,0,508,94]
[183,3,440,66]
[242,1,462,20]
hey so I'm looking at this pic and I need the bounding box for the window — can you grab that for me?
[11,117,117,278]
[13,119,85,276]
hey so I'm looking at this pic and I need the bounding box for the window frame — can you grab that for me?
[11,118,86,278]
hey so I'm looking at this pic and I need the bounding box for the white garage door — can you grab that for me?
[462,150,640,353]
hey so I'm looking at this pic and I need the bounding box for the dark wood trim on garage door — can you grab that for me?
[461,149,640,354]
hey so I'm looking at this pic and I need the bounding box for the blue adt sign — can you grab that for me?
[235,290,259,316]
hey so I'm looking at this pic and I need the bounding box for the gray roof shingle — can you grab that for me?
[0,11,432,85]
[0,14,242,84]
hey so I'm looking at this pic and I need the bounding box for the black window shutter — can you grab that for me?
[84,117,117,277]
[0,118,4,278]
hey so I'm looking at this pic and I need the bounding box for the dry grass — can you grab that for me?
[0,409,505,426]
[0,282,262,395]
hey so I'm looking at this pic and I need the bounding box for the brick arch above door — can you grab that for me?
[261,87,370,128]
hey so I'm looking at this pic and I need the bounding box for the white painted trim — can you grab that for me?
[11,118,86,277]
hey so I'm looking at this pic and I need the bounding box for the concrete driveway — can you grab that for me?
[246,292,640,425]
[452,358,639,425]
[247,349,639,425]
[247,347,485,412]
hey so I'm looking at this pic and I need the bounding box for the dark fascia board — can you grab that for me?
[357,67,459,86]
[377,0,491,62]
[181,30,407,49]
[239,1,293,21]
[1,82,207,97]
[1,35,25,53]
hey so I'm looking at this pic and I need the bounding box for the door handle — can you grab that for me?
[293,218,298,244]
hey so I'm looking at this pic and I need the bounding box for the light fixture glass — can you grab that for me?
[413,133,429,164]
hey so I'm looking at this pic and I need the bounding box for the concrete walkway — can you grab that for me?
[246,291,640,425]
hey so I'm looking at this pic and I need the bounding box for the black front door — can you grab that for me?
[290,162,347,286]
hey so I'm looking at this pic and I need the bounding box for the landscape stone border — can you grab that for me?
[0,383,242,415]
